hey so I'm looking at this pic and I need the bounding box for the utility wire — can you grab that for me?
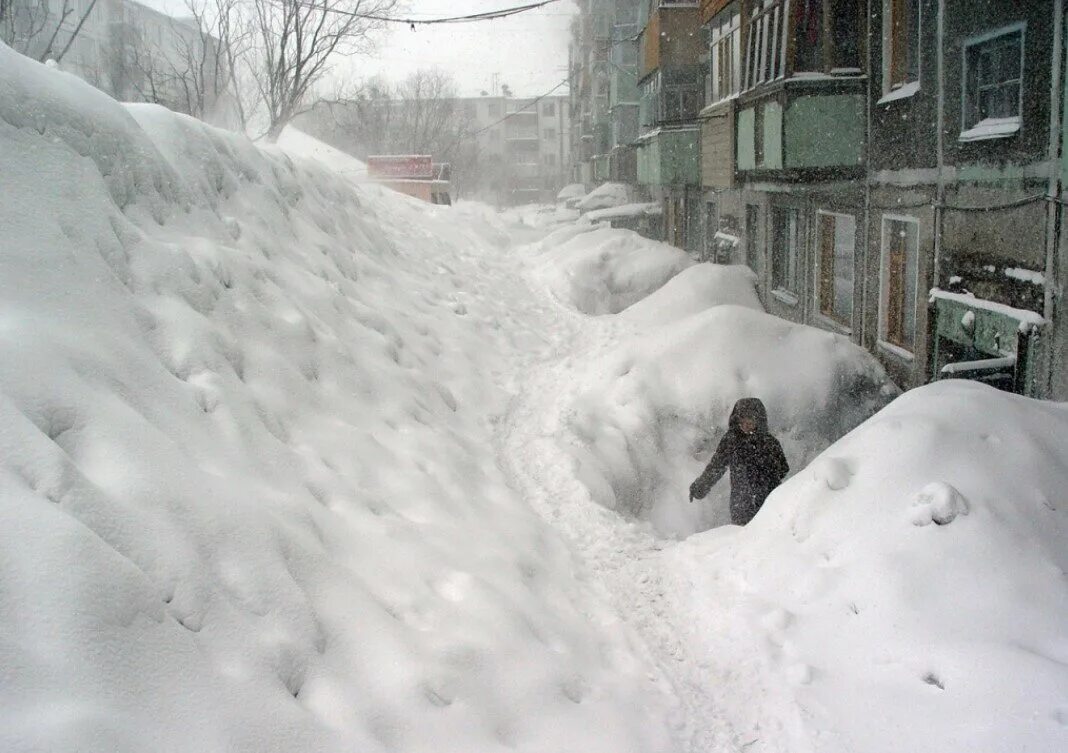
[466,78,569,137]
[280,0,564,26]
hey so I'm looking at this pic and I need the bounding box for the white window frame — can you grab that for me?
[959,22,1025,142]
[706,2,742,106]
[770,205,802,301]
[814,210,856,331]
[880,0,922,97]
[878,213,921,359]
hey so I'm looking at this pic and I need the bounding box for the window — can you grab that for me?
[544,128,556,141]
[706,3,742,105]
[704,201,718,262]
[884,0,920,92]
[881,216,920,352]
[962,25,1024,139]
[543,102,556,116]
[745,204,760,272]
[770,207,801,295]
[744,0,788,89]
[817,212,856,326]
[663,83,701,122]
[488,102,501,117]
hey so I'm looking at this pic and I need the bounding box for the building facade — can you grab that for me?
[459,94,571,205]
[568,0,1068,401]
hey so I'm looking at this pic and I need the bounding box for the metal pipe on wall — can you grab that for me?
[1043,0,1065,397]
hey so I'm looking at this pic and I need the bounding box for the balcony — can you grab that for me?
[735,77,865,176]
[636,125,700,187]
[639,3,702,79]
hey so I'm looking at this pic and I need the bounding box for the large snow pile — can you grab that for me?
[529,226,694,315]
[0,45,673,753]
[557,183,586,202]
[576,181,633,212]
[564,304,896,537]
[676,381,1068,753]
[274,126,368,183]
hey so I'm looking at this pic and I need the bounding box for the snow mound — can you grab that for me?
[564,305,896,537]
[557,183,586,201]
[530,226,693,315]
[680,381,1068,753]
[274,125,368,183]
[620,263,762,325]
[0,44,673,753]
[576,181,633,212]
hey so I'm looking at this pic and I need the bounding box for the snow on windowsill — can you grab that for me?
[770,288,799,307]
[958,117,1021,142]
[930,288,1046,331]
[877,81,920,105]
[876,339,915,362]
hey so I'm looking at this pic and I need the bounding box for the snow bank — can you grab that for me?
[584,202,662,223]
[529,226,693,315]
[677,381,1068,753]
[274,126,369,183]
[620,264,762,326]
[576,182,633,212]
[564,306,895,537]
[0,44,673,753]
[557,183,586,201]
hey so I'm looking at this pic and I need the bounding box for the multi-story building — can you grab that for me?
[3,0,226,119]
[569,0,644,186]
[636,0,704,252]
[694,0,1066,401]
[458,93,571,205]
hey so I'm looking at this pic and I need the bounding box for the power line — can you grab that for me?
[281,0,564,26]
[466,78,570,138]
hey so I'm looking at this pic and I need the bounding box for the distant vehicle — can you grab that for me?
[367,155,452,205]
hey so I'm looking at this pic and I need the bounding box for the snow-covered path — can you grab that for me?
[475,221,804,753]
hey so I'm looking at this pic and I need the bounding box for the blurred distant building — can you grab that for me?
[456,93,572,205]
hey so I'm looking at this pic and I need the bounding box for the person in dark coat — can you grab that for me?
[689,397,789,526]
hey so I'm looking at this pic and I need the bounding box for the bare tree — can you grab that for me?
[308,70,483,197]
[247,0,398,142]
[1,0,102,64]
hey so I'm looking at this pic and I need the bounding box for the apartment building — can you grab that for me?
[460,93,571,205]
[636,1,704,252]
[569,0,1067,400]
[694,0,1066,400]
[3,0,221,114]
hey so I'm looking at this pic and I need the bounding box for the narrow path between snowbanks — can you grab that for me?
[487,227,809,753]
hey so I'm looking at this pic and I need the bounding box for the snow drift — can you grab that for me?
[676,381,1068,753]
[529,226,693,315]
[0,45,673,753]
[565,304,896,537]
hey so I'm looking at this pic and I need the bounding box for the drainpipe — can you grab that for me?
[861,0,873,347]
[1043,0,1065,397]
[933,0,946,289]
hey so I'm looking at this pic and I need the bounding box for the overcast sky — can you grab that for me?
[141,0,577,99]
[349,0,576,98]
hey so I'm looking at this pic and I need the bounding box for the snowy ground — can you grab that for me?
[3,45,1068,753]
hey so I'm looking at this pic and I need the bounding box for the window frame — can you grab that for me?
[770,205,802,300]
[706,2,742,106]
[878,213,921,356]
[960,22,1026,139]
[814,210,857,330]
[881,0,921,95]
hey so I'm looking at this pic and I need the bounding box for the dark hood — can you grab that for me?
[729,397,769,434]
